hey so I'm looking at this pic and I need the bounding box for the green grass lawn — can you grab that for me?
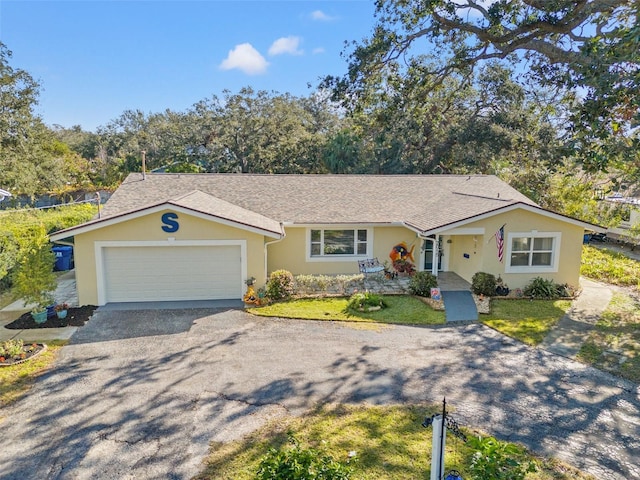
[577,292,640,383]
[246,296,446,325]
[194,403,593,480]
[482,299,571,346]
[0,340,65,409]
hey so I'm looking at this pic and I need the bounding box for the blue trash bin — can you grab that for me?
[52,246,73,271]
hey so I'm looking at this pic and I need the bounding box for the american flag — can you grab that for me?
[496,225,505,262]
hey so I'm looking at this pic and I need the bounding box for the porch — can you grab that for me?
[435,271,472,291]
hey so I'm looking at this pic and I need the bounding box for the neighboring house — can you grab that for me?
[0,188,11,202]
[49,173,603,306]
[605,195,640,247]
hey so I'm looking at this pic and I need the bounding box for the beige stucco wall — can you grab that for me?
[447,234,484,282]
[446,208,584,289]
[73,207,585,304]
[267,226,419,275]
[73,209,267,305]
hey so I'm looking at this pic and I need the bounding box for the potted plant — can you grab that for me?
[392,259,416,276]
[12,231,57,324]
[55,302,70,319]
[31,294,54,324]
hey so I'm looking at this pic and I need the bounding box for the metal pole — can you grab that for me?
[96,192,101,219]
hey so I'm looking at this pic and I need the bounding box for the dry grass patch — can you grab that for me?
[195,403,593,480]
[0,340,65,408]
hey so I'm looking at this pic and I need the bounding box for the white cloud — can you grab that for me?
[312,47,325,55]
[310,10,335,21]
[219,43,269,75]
[268,36,303,56]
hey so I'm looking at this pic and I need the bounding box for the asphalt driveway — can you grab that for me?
[1,308,638,479]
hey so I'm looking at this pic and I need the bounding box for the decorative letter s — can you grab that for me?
[161,212,179,233]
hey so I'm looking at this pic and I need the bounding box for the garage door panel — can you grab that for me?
[103,245,242,302]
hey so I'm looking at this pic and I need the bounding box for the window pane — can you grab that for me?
[357,243,367,255]
[310,244,321,256]
[512,237,529,251]
[532,252,552,266]
[324,230,354,255]
[510,252,529,266]
[533,237,553,251]
[358,230,367,242]
[311,230,321,242]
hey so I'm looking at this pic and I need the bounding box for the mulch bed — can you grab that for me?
[5,305,97,330]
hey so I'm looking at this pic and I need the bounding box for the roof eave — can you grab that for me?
[49,202,283,241]
[407,202,606,236]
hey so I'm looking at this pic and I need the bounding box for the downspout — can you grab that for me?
[402,222,440,277]
[264,223,286,283]
[417,233,440,277]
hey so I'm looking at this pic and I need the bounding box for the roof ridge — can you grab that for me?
[170,189,208,202]
[451,190,518,202]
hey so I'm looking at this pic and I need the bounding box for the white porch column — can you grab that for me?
[432,234,440,276]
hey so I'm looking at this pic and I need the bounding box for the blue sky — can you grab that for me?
[0,1,377,132]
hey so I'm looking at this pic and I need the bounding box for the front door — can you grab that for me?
[423,237,443,271]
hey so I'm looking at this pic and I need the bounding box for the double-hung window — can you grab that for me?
[309,228,369,260]
[505,232,560,273]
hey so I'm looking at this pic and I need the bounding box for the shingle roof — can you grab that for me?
[97,173,537,233]
[169,190,283,235]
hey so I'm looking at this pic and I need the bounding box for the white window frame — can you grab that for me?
[505,231,561,274]
[306,227,372,262]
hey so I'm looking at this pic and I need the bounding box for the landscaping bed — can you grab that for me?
[0,341,47,367]
[5,305,97,329]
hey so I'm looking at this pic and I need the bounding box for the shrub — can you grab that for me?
[294,274,364,296]
[256,435,353,480]
[0,204,97,286]
[523,277,561,299]
[408,271,438,297]
[0,339,24,358]
[346,291,386,310]
[468,435,536,480]
[265,270,295,301]
[471,272,497,296]
[13,226,57,309]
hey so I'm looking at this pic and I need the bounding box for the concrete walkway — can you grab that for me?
[540,277,613,358]
[0,269,79,342]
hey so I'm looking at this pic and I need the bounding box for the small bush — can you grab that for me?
[294,274,364,296]
[265,270,295,301]
[346,291,386,310]
[523,277,561,299]
[256,435,353,480]
[0,339,24,358]
[471,272,497,296]
[468,435,536,480]
[408,271,438,297]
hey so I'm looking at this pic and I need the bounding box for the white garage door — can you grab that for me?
[103,245,242,303]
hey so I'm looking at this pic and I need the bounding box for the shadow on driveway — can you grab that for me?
[0,310,638,479]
